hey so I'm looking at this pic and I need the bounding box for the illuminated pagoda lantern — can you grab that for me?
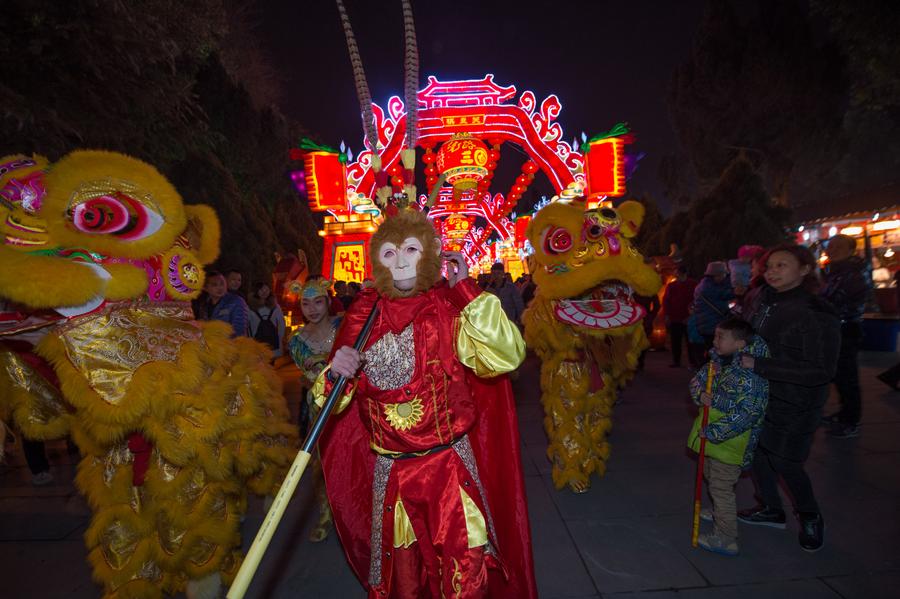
[289,138,378,286]
[290,75,635,281]
[436,133,490,198]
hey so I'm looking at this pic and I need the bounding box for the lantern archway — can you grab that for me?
[290,75,629,280]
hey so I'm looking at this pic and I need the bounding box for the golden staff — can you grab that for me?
[691,361,715,547]
[228,299,380,598]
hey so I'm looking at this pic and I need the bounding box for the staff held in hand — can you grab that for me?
[691,361,715,547]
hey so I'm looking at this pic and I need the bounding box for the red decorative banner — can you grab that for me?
[585,138,625,198]
[304,151,347,211]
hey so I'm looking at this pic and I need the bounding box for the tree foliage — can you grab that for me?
[668,0,846,207]
[0,0,321,285]
[629,195,666,257]
[811,0,900,114]
[681,155,790,276]
[806,0,900,200]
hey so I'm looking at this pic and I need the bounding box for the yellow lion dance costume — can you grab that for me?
[0,151,297,598]
[522,195,660,492]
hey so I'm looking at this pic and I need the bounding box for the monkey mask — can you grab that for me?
[370,209,442,299]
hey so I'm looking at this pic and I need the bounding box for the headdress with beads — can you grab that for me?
[295,278,332,300]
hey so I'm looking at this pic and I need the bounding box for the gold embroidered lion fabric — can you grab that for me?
[58,302,201,405]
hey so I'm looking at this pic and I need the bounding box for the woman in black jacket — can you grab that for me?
[737,244,840,553]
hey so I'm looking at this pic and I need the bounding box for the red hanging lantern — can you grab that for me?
[515,214,532,247]
[436,133,490,195]
[585,137,626,197]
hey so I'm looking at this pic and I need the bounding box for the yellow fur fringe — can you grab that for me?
[26,318,297,596]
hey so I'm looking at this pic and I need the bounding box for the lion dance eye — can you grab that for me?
[70,192,164,240]
[72,195,130,233]
[543,226,573,255]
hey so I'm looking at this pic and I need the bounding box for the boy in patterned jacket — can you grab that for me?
[688,317,769,556]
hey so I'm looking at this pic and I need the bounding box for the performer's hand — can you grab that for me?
[699,392,712,406]
[442,251,468,287]
[331,346,362,379]
[740,355,755,370]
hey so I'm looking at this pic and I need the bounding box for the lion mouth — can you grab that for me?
[553,280,646,330]
[54,260,111,319]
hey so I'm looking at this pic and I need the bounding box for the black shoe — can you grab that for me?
[799,513,825,552]
[737,505,787,529]
[828,423,860,439]
[876,372,899,391]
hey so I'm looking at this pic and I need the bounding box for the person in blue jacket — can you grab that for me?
[688,317,769,556]
[201,270,249,337]
[691,261,735,350]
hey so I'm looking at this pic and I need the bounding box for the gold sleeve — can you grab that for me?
[310,366,356,414]
[456,292,525,377]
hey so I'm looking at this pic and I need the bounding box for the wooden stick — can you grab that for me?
[228,299,380,598]
[691,361,714,547]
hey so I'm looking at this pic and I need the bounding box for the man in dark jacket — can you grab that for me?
[820,235,871,438]
[487,262,525,324]
[663,266,697,367]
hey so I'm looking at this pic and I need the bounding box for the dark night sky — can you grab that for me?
[260,0,705,214]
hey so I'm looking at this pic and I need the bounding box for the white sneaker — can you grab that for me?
[31,471,54,486]
[698,532,739,556]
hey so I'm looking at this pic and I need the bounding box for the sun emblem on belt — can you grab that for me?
[383,397,425,431]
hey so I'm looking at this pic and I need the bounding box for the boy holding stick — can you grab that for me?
[688,318,769,555]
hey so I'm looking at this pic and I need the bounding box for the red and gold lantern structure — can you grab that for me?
[303,151,349,211]
[436,133,490,198]
[442,213,475,253]
[583,123,630,201]
[290,76,635,283]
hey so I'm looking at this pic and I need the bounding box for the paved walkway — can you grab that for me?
[2,351,898,598]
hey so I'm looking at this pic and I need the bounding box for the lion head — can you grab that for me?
[0,151,219,315]
[526,198,661,334]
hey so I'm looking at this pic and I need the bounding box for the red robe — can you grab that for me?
[319,279,536,598]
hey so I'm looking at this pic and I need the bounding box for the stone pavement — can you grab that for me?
[2,351,898,598]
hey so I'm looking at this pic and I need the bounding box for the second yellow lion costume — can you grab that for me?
[0,151,297,598]
[522,195,661,492]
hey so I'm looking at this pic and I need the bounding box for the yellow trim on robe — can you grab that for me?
[455,292,525,378]
[459,486,488,549]
[369,444,432,458]
[311,366,356,413]
[392,497,417,548]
